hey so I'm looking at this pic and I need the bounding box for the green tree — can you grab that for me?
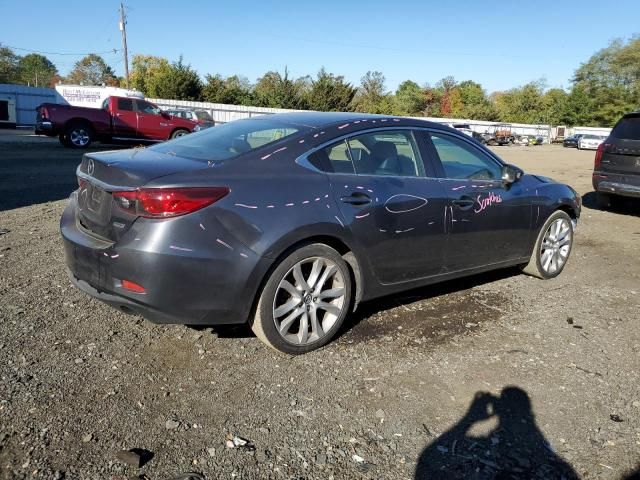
[16,53,58,87]
[452,80,499,120]
[571,36,640,125]
[494,81,545,124]
[541,88,570,125]
[393,80,426,116]
[66,54,118,86]
[0,45,20,84]
[202,74,254,105]
[352,71,393,114]
[152,57,202,101]
[129,55,171,96]
[304,68,356,112]
[253,68,307,109]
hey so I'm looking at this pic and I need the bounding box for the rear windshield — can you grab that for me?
[611,116,640,140]
[150,118,303,161]
[582,135,598,139]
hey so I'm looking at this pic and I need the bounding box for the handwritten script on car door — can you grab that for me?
[474,192,503,213]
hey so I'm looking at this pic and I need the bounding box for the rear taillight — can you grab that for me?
[594,143,605,169]
[40,107,49,120]
[112,187,230,218]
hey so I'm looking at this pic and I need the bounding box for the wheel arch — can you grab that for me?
[64,117,94,131]
[247,234,365,327]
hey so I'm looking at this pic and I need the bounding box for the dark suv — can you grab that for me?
[593,112,640,207]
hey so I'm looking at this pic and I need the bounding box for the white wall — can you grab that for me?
[0,84,62,126]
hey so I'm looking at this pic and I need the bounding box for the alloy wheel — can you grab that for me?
[539,218,572,275]
[272,256,346,346]
[70,128,90,147]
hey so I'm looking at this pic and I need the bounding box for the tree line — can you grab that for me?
[1,35,638,127]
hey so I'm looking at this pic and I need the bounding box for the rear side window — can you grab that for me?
[309,140,355,174]
[149,118,303,162]
[308,130,424,177]
[611,116,640,140]
[117,98,134,111]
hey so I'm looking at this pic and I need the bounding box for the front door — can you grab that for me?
[135,100,171,140]
[426,132,532,272]
[317,129,449,285]
[111,97,137,137]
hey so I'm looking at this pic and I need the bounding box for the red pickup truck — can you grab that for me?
[35,96,200,148]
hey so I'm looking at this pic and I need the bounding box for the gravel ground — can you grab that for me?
[1,133,639,480]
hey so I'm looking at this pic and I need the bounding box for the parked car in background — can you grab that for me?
[578,134,605,150]
[35,96,200,148]
[61,112,581,354]
[166,109,216,129]
[563,134,583,148]
[451,123,473,137]
[593,111,640,208]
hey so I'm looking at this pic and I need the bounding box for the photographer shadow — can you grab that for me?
[415,386,579,480]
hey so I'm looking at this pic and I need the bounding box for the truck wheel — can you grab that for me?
[170,129,189,139]
[58,133,71,147]
[65,122,94,148]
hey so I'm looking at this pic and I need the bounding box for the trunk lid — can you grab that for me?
[76,147,208,241]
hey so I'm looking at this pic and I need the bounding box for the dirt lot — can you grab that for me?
[1,130,639,480]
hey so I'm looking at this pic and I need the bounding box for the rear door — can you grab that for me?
[111,97,137,137]
[425,131,532,272]
[312,129,449,284]
[601,115,640,184]
[135,99,171,140]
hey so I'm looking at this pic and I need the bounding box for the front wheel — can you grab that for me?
[170,129,189,139]
[251,244,352,354]
[522,211,574,279]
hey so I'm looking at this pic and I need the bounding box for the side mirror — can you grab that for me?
[501,164,523,185]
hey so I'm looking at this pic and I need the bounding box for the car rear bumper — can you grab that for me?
[60,193,264,325]
[593,172,640,198]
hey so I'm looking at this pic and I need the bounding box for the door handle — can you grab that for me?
[115,113,123,117]
[340,192,371,206]
[452,196,475,210]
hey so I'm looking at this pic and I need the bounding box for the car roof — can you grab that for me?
[251,111,449,130]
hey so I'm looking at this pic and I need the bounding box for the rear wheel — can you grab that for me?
[522,211,574,279]
[64,122,94,148]
[251,244,352,354]
[170,129,189,139]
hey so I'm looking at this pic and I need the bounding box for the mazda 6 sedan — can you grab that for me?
[61,112,581,354]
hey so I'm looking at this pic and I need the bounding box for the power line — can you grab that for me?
[3,45,121,56]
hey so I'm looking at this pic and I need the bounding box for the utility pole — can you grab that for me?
[119,2,130,89]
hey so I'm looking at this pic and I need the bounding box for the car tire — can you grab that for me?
[170,129,189,139]
[58,133,71,147]
[64,122,94,148]
[251,243,352,354]
[522,210,574,280]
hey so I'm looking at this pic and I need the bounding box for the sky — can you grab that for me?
[2,0,639,93]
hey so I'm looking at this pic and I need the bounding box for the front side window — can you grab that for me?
[430,133,502,181]
[150,118,303,162]
[136,100,161,115]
